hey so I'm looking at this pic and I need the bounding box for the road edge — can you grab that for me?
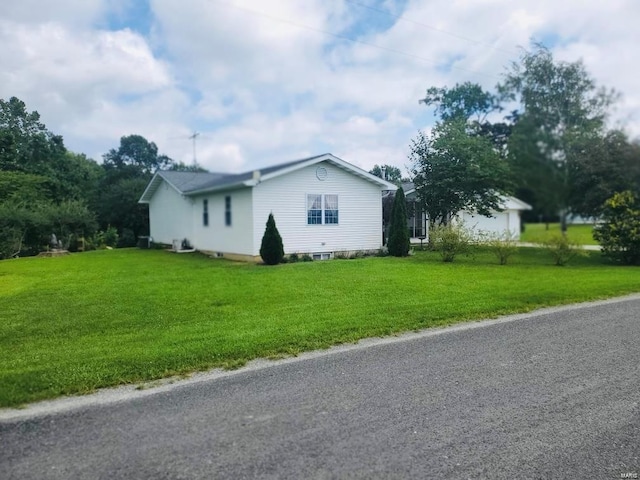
[1,293,639,422]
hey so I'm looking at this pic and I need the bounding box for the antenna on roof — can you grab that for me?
[188,131,200,166]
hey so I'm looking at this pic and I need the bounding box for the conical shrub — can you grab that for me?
[260,213,284,265]
[387,187,410,257]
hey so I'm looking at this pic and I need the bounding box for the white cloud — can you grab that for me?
[1,0,639,173]
[1,23,171,97]
[150,0,339,91]
[0,16,181,160]
[2,0,107,26]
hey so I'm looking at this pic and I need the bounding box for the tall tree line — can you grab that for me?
[411,44,640,230]
[0,96,198,258]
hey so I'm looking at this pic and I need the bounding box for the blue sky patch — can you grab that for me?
[104,0,154,36]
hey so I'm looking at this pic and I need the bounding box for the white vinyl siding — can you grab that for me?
[405,190,526,241]
[147,181,194,245]
[459,210,522,240]
[251,161,384,255]
[191,188,254,255]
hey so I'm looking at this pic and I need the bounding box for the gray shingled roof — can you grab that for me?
[158,171,228,192]
[401,182,415,193]
[139,153,395,203]
[168,154,328,194]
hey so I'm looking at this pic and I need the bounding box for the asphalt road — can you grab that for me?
[1,297,639,479]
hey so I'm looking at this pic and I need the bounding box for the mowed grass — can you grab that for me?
[1,248,638,407]
[521,222,598,245]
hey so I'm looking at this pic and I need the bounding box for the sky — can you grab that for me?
[2,0,639,175]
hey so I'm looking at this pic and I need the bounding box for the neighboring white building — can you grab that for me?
[401,183,532,241]
[139,153,397,261]
[458,196,532,239]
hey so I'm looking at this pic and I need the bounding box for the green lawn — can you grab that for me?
[1,248,638,408]
[521,222,598,245]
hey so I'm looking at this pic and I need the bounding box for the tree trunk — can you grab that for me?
[560,210,568,235]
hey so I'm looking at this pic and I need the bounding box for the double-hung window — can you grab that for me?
[307,194,323,224]
[324,194,338,224]
[307,194,338,225]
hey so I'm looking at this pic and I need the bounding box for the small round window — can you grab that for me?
[316,166,328,181]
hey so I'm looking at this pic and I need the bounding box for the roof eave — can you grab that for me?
[185,181,252,196]
[138,173,163,204]
[258,153,398,190]
[138,171,188,203]
[504,196,533,211]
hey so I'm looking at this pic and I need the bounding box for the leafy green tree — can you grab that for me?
[57,152,104,205]
[0,98,102,256]
[96,177,150,242]
[387,187,410,257]
[409,119,512,225]
[259,213,284,265]
[0,171,49,203]
[369,164,404,184]
[420,81,499,123]
[102,134,172,176]
[0,198,96,258]
[0,97,65,175]
[0,97,104,206]
[98,135,173,241]
[168,161,209,172]
[0,97,75,199]
[594,191,640,265]
[567,130,640,218]
[420,82,512,158]
[0,129,17,169]
[0,201,35,259]
[499,45,617,231]
[40,200,97,248]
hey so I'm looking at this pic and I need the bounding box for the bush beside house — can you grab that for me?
[387,187,410,257]
[260,213,284,265]
[594,191,640,265]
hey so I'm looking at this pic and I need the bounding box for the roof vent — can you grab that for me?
[253,170,261,182]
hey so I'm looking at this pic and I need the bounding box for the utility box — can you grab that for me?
[138,236,151,249]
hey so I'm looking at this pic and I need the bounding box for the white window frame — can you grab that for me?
[324,194,338,225]
[307,194,322,225]
[307,194,338,225]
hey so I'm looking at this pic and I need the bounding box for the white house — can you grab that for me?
[458,196,532,238]
[139,153,397,261]
[401,183,532,241]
